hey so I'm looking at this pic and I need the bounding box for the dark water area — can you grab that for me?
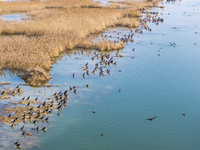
[0,0,200,149]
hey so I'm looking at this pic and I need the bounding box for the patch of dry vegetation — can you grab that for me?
[0,0,162,86]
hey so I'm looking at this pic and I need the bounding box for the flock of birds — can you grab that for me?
[0,10,172,149]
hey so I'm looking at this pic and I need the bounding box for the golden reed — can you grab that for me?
[0,0,161,86]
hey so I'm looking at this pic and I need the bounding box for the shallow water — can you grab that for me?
[1,0,200,149]
[0,14,28,21]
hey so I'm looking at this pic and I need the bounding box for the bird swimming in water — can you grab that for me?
[41,126,46,131]
[86,84,89,88]
[146,116,158,121]
[20,125,24,130]
[10,124,14,128]
[8,113,11,118]
[101,133,104,136]
[14,140,20,147]
[14,140,19,145]
[1,91,5,95]
[26,101,30,107]
[183,113,186,116]
[21,131,25,135]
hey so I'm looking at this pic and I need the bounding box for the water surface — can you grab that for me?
[0,0,200,149]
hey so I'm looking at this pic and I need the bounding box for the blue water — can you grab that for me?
[0,14,27,21]
[1,0,200,149]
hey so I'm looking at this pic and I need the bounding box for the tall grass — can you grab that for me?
[0,0,162,86]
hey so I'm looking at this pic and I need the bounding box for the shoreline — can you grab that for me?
[0,0,169,149]
[0,0,162,86]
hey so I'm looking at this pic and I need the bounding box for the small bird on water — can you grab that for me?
[14,140,20,147]
[146,116,158,121]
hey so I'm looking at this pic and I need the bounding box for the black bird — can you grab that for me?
[45,117,49,121]
[73,89,77,94]
[146,116,158,121]
[20,125,24,130]
[82,73,85,78]
[27,96,30,100]
[57,105,62,109]
[1,91,5,95]
[33,120,36,124]
[183,113,186,116]
[16,85,19,89]
[14,140,19,145]
[35,97,38,100]
[42,101,46,106]
[21,131,25,135]
[101,133,104,136]
[22,96,25,100]
[92,111,96,113]
[26,101,30,107]
[73,73,75,78]
[69,86,72,91]
[86,84,89,88]
[14,140,20,147]
[8,113,11,118]
[41,126,46,131]
[35,115,40,119]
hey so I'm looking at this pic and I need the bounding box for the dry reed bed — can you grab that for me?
[0,0,161,86]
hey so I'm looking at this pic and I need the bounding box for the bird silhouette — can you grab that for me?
[146,116,158,121]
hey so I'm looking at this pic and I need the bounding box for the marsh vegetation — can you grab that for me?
[0,0,161,86]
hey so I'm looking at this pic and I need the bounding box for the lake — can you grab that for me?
[0,0,200,149]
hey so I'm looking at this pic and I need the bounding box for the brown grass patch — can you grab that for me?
[0,0,162,86]
[160,5,165,8]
